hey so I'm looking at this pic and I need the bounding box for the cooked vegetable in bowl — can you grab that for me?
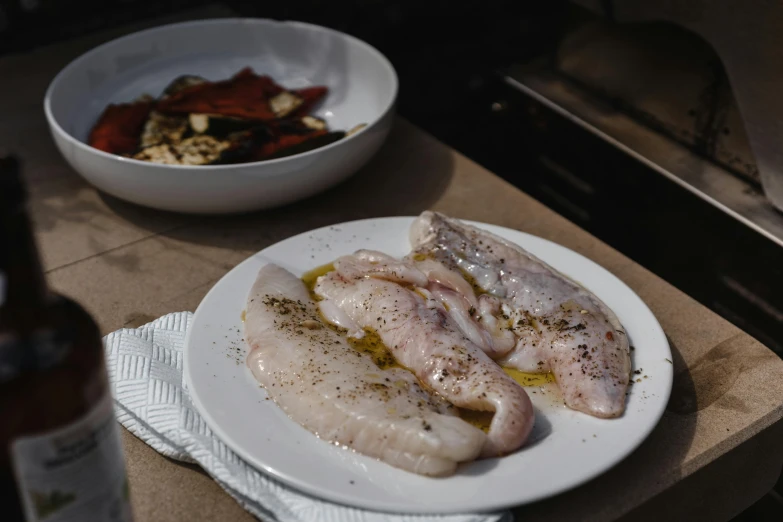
[89,67,365,165]
[44,18,396,214]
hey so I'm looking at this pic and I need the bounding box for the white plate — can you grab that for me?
[184,217,672,514]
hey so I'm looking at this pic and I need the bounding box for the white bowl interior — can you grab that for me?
[48,19,396,143]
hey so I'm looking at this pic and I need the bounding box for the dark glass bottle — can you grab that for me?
[0,157,133,521]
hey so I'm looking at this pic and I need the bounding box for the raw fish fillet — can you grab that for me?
[409,211,631,418]
[244,263,486,476]
[314,251,535,457]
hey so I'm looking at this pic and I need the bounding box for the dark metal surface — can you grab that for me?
[553,12,760,188]
[506,69,783,250]
[573,0,783,213]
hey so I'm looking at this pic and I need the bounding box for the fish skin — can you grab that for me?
[409,211,631,419]
[314,256,535,457]
[244,263,486,476]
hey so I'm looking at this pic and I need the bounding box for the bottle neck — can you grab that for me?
[0,201,48,313]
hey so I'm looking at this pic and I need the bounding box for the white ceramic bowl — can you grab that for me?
[44,18,397,214]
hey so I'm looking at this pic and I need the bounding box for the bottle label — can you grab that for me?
[11,391,133,522]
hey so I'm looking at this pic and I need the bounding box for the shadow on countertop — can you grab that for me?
[511,335,699,522]
[98,119,455,257]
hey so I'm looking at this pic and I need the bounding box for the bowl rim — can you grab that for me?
[43,17,398,172]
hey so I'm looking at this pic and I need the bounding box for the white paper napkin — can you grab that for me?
[103,312,512,522]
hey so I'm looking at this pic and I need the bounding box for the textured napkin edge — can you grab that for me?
[113,396,279,522]
[105,312,513,522]
[105,316,299,522]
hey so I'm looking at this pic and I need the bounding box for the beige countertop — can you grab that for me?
[4,7,783,522]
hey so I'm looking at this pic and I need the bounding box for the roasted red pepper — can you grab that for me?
[88,100,154,154]
[292,86,328,117]
[250,130,329,161]
[87,67,335,162]
[156,68,286,121]
[232,67,259,80]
